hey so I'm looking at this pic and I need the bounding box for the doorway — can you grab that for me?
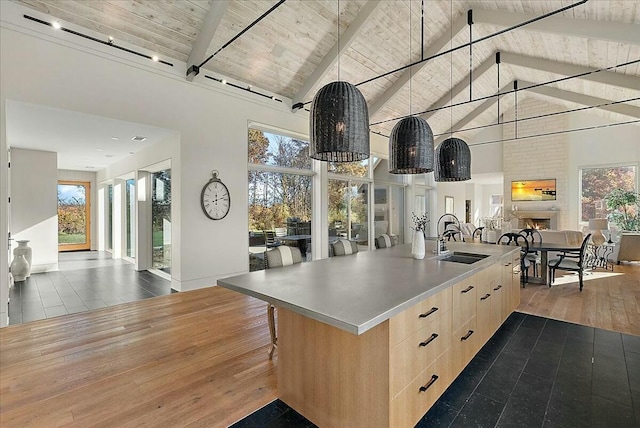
[57,181,91,251]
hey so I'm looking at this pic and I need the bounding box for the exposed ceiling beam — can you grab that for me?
[519,80,640,119]
[421,54,495,123]
[435,81,640,144]
[368,14,468,118]
[186,0,230,82]
[292,0,383,107]
[502,52,640,92]
[473,8,640,45]
[435,83,511,144]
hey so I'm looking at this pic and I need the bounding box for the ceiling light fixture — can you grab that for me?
[111,136,119,140]
[435,1,471,182]
[389,0,434,174]
[151,55,159,62]
[108,35,114,44]
[310,0,370,163]
[131,136,147,142]
[52,21,61,29]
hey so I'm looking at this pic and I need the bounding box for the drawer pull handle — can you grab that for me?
[461,330,474,341]
[493,285,502,291]
[461,286,474,294]
[419,333,439,347]
[419,374,439,392]
[419,307,439,318]
[480,293,491,300]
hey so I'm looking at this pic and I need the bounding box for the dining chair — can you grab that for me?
[472,227,484,242]
[496,232,531,286]
[265,245,303,359]
[375,234,396,249]
[519,228,543,276]
[548,233,592,291]
[265,230,280,248]
[331,239,359,256]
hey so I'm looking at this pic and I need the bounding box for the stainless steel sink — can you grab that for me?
[439,251,490,264]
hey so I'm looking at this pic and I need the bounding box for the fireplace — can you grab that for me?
[507,210,559,230]
[519,218,551,230]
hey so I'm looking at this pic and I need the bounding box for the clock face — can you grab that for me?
[201,180,230,220]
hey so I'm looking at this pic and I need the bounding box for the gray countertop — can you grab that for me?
[218,240,518,335]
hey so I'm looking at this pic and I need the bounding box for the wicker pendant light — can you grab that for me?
[310,81,370,162]
[389,116,434,174]
[434,137,471,181]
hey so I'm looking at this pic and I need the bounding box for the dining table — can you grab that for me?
[526,241,583,285]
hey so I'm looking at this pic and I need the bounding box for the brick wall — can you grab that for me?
[503,97,569,229]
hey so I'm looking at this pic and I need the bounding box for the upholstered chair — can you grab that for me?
[265,245,303,359]
[331,239,359,256]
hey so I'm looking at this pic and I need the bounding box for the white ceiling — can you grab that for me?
[5,101,178,171]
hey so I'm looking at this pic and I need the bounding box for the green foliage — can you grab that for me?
[581,166,635,221]
[605,188,640,231]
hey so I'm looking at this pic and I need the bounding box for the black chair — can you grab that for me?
[519,228,543,276]
[548,233,592,291]
[472,227,484,241]
[442,225,462,242]
[497,232,530,286]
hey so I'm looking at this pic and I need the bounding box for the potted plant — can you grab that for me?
[605,188,640,232]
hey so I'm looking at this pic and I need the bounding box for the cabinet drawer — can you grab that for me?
[389,287,452,346]
[390,351,454,428]
[451,316,478,377]
[452,275,477,328]
[390,310,452,397]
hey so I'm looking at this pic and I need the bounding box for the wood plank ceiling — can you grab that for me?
[14,0,640,141]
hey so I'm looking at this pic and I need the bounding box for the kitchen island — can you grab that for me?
[218,241,521,428]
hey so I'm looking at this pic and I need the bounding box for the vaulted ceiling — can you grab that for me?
[15,0,640,143]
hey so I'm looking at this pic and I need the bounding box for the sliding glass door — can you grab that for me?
[57,181,91,251]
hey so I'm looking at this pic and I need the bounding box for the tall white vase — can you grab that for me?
[11,255,29,282]
[13,240,32,278]
[411,230,425,260]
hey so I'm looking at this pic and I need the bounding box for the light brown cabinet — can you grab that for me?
[278,252,521,428]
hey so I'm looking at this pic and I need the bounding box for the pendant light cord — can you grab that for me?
[337,0,340,81]
[449,0,453,139]
[409,0,413,116]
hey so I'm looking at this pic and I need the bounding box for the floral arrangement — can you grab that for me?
[410,212,430,232]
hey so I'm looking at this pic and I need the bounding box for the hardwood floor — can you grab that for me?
[518,263,640,336]
[0,287,277,427]
[1,264,638,427]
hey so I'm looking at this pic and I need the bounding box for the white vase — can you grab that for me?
[13,240,32,278]
[11,255,29,282]
[412,230,425,260]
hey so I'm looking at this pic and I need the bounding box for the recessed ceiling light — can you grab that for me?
[96,148,104,152]
[221,79,227,85]
[152,55,159,62]
[129,151,135,155]
[108,36,114,43]
[131,136,146,142]
[52,21,61,30]
[85,166,95,169]
[106,154,115,158]
[111,136,119,140]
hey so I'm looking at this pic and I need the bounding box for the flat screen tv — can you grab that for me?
[511,179,556,201]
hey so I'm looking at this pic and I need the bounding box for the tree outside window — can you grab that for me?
[581,165,636,222]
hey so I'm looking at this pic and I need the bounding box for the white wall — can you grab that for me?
[470,125,503,175]
[10,148,58,272]
[58,169,97,250]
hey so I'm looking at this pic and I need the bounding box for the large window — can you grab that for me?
[580,164,636,222]
[125,178,136,258]
[151,169,171,274]
[248,128,313,271]
[107,184,113,252]
[329,180,369,249]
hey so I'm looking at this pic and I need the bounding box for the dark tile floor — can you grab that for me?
[231,313,640,428]
[8,251,171,325]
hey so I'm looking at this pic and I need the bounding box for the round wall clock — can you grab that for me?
[201,170,230,220]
